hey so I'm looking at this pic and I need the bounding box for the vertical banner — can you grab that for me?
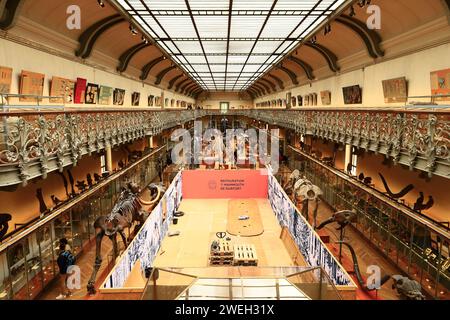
[104,171,183,289]
[267,169,352,286]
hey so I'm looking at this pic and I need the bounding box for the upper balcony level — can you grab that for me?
[1,98,449,188]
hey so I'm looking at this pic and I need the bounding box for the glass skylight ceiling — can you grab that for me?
[116,0,347,92]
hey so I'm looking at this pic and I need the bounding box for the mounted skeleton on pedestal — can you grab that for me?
[292,176,323,228]
[87,182,164,294]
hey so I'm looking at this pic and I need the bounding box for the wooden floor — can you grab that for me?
[123,198,297,288]
[227,199,264,236]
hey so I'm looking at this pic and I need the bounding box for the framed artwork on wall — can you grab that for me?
[113,88,125,106]
[131,92,140,106]
[292,96,297,107]
[312,93,317,106]
[74,78,87,104]
[171,99,175,107]
[19,70,45,102]
[320,90,331,105]
[85,83,99,104]
[304,95,309,106]
[50,76,75,103]
[0,66,13,94]
[286,92,292,109]
[430,68,450,101]
[342,85,362,104]
[297,95,303,106]
[148,95,154,107]
[98,86,113,105]
[382,77,408,103]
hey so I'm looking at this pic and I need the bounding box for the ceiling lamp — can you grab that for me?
[142,36,149,44]
[324,24,331,35]
[310,36,317,44]
[97,0,105,8]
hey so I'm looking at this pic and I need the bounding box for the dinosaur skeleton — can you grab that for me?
[86,182,164,294]
[292,176,322,227]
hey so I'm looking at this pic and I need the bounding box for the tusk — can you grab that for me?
[138,187,161,206]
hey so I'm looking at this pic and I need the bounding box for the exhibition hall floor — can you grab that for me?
[123,198,299,288]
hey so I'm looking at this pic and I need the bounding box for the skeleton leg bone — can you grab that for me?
[87,229,105,295]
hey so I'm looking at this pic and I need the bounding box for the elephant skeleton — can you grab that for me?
[87,182,165,294]
[292,177,322,227]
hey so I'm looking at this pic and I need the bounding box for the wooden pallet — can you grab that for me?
[210,240,234,257]
[209,240,234,265]
[209,256,234,266]
[233,244,258,266]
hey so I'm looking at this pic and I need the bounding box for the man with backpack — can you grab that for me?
[56,240,76,300]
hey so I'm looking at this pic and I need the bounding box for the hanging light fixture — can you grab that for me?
[97,0,105,8]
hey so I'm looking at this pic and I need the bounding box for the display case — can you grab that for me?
[287,146,450,299]
[0,146,166,299]
[0,251,12,300]
[37,225,56,287]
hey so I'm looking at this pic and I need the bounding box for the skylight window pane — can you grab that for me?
[118,0,348,92]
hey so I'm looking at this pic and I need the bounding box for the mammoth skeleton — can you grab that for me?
[87,182,165,294]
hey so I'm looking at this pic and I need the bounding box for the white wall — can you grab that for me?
[255,43,450,108]
[0,38,195,107]
[197,92,253,109]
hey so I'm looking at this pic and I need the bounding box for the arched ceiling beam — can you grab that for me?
[250,85,264,96]
[276,65,299,85]
[268,74,285,90]
[335,15,384,59]
[0,0,24,30]
[155,65,177,85]
[304,42,340,72]
[246,87,259,97]
[191,85,202,94]
[188,87,200,97]
[259,78,276,92]
[192,88,203,98]
[76,14,125,59]
[246,90,256,100]
[255,81,271,94]
[288,56,315,80]
[140,56,166,80]
[192,87,203,94]
[168,74,184,90]
[247,87,259,98]
[117,42,151,73]
[253,83,267,96]
[175,78,191,92]
[179,81,194,94]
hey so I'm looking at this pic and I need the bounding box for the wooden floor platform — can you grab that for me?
[227,199,264,236]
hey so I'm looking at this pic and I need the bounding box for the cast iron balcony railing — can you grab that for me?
[0,107,203,187]
[232,108,450,179]
[1,106,449,187]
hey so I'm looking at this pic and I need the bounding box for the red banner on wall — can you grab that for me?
[182,170,268,199]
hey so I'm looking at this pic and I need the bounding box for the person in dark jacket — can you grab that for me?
[56,242,74,299]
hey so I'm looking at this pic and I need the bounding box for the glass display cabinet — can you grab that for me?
[0,146,166,299]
